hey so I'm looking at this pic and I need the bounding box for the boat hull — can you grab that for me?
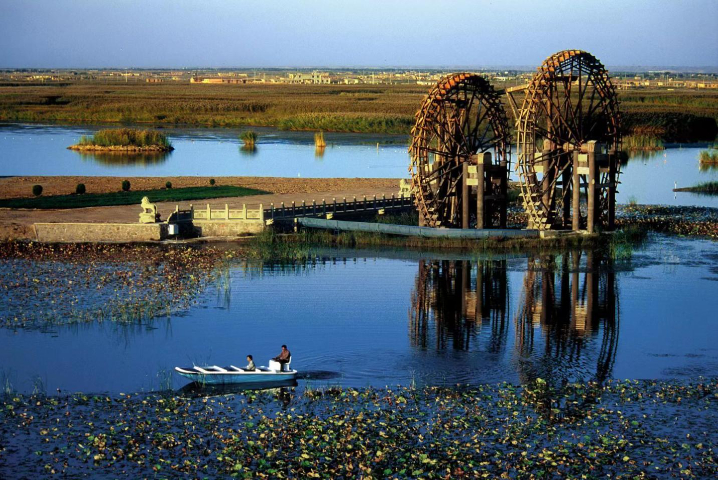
[175,366,297,385]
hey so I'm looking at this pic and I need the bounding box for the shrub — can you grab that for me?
[75,183,86,194]
[121,180,131,192]
[32,184,43,196]
[165,181,172,189]
[209,178,216,186]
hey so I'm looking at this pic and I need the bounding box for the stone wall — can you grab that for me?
[34,223,166,243]
[193,220,264,237]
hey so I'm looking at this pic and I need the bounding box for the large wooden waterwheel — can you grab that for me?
[512,50,621,231]
[409,73,510,228]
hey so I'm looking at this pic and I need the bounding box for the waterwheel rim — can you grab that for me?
[409,73,510,228]
[516,50,622,230]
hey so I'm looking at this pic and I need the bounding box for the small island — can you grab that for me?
[68,128,174,153]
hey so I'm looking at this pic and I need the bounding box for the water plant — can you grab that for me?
[314,130,326,148]
[240,130,257,147]
[699,150,718,164]
[75,128,172,149]
[622,134,664,151]
[1,380,716,477]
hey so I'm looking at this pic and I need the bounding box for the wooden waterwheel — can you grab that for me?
[512,50,621,231]
[409,73,510,228]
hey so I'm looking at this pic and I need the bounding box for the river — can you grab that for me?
[1,123,717,207]
[1,233,716,394]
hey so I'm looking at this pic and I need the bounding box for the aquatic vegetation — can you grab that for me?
[314,131,326,147]
[618,205,718,238]
[0,380,715,477]
[674,181,718,195]
[699,150,718,164]
[0,242,236,329]
[240,130,258,147]
[622,134,664,151]
[74,128,173,150]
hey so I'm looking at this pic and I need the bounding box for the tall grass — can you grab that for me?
[240,130,258,147]
[699,150,718,163]
[77,128,172,148]
[622,134,664,151]
[314,131,326,147]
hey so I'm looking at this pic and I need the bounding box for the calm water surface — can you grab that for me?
[1,123,717,207]
[1,234,716,394]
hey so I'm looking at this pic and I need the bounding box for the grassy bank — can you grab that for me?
[0,185,267,209]
[1,379,715,478]
[1,83,716,140]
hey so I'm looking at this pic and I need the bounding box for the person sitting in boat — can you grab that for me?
[272,345,291,370]
[244,355,256,372]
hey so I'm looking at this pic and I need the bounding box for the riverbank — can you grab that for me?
[1,379,715,478]
[1,83,716,141]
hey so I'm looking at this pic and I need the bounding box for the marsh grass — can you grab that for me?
[623,134,664,151]
[77,128,172,149]
[314,131,326,147]
[699,150,718,164]
[674,181,718,195]
[2,83,716,139]
[240,130,258,147]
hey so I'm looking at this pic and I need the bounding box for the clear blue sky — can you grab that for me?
[1,0,716,69]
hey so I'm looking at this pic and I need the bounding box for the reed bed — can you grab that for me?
[76,128,172,149]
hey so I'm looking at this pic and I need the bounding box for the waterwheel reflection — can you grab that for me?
[410,251,619,384]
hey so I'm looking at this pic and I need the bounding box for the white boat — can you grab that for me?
[175,359,296,385]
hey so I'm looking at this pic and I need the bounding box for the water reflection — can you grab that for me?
[410,251,619,384]
[239,145,258,156]
[623,149,662,162]
[78,151,170,166]
[410,259,509,352]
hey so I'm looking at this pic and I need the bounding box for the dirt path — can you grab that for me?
[0,176,402,240]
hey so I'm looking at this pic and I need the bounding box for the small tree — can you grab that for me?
[32,184,43,196]
[165,181,172,189]
[75,183,86,194]
[209,178,216,186]
[122,180,131,191]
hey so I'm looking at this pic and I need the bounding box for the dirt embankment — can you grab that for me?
[0,176,400,199]
[0,176,403,241]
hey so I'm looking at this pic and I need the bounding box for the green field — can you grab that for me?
[0,185,267,209]
[0,82,716,141]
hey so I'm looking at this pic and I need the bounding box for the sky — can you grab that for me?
[1,0,717,69]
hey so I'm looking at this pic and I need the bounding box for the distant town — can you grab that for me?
[1,68,717,90]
